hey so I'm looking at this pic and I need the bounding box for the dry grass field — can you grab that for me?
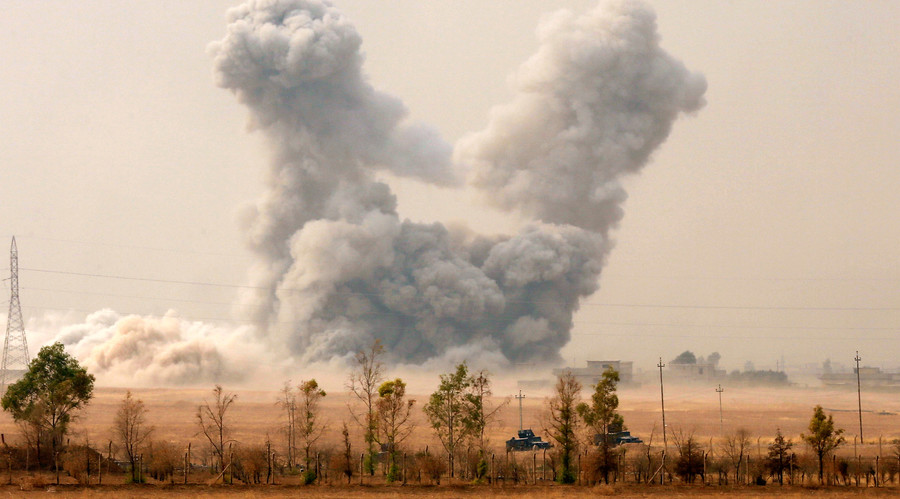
[2,482,900,498]
[0,382,897,496]
[2,383,890,454]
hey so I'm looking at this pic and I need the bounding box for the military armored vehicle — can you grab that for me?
[506,429,552,451]
[593,431,643,446]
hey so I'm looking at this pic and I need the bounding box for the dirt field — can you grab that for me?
[2,482,900,498]
[0,382,897,496]
[1,383,891,454]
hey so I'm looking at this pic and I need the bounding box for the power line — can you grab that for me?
[15,303,900,342]
[572,322,899,332]
[572,331,900,341]
[19,284,900,330]
[19,266,900,312]
[21,286,235,307]
[15,235,242,258]
[13,233,900,283]
[601,273,900,283]
[21,267,251,290]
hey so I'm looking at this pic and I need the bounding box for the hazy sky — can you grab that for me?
[1,0,898,377]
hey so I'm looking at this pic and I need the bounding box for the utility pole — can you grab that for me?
[515,390,525,431]
[658,358,667,484]
[716,384,724,434]
[855,351,863,444]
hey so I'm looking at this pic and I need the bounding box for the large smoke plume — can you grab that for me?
[211,0,705,367]
[54,0,705,384]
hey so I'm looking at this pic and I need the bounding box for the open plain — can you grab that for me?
[0,382,897,496]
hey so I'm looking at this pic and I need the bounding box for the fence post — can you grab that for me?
[543,448,547,482]
[578,452,581,486]
[490,453,494,485]
[875,455,879,487]
[186,442,191,484]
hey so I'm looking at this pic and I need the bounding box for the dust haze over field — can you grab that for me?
[45,0,705,387]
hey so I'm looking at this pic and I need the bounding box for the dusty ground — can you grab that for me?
[0,383,890,454]
[3,482,900,498]
[0,383,897,496]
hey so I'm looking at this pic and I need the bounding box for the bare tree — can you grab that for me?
[347,339,384,474]
[337,422,354,483]
[297,379,327,472]
[465,369,507,453]
[377,378,415,482]
[277,382,297,468]
[672,429,704,483]
[113,390,154,482]
[546,371,581,484]
[723,427,751,484]
[196,385,237,472]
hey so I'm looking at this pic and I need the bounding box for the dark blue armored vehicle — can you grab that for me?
[506,429,552,451]
[593,431,643,446]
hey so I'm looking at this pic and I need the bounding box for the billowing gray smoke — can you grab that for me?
[210,0,706,367]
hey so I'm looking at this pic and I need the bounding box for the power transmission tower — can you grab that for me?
[1,237,30,391]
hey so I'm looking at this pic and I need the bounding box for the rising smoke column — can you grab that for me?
[209,0,706,367]
[458,1,707,231]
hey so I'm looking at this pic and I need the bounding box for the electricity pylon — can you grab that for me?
[1,237,30,391]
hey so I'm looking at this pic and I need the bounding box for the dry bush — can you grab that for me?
[671,431,704,484]
[61,445,101,485]
[498,452,528,484]
[461,448,488,481]
[147,440,182,483]
[328,451,352,484]
[793,452,817,484]
[418,453,445,484]
[234,444,268,484]
[707,455,729,485]
[18,473,46,491]
[583,447,620,485]
[625,448,647,483]
[883,454,899,484]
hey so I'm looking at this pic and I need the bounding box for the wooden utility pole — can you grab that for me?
[715,384,724,434]
[658,357,667,484]
[854,351,863,444]
[187,442,192,484]
[515,390,525,431]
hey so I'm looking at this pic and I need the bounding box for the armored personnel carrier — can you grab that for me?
[505,429,552,451]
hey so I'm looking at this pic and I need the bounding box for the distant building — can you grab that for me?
[552,360,635,387]
[667,361,725,382]
[820,366,900,390]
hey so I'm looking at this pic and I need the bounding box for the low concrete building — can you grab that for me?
[820,366,900,390]
[552,360,635,387]
[667,361,725,382]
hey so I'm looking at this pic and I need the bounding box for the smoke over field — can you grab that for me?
[55,0,705,384]
[212,0,705,366]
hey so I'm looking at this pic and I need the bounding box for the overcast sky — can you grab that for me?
[1,0,898,376]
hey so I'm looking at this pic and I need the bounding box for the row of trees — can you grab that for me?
[545,368,863,486]
[0,341,895,488]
